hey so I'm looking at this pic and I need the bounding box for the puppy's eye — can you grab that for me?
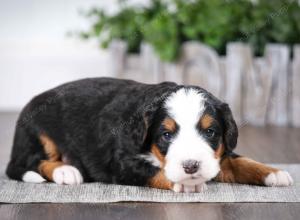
[205,129,215,138]
[162,132,173,141]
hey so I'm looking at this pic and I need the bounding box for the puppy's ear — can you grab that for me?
[218,103,238,152]
[126,113,150,148]
[121,103,159,150]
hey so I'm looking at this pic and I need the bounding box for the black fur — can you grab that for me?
[6,77,238,186]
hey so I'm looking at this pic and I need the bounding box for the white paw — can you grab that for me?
[53,165,83,185]
[172,183,207,193]
[264,170,293,187]
[183,185,196,193]
[22,171,46,183]
[195,182,208,192]
[172,183,183,192]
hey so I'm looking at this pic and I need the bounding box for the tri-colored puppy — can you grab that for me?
[6,78,293,192]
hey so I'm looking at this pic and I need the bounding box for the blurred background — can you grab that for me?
[0,0,299,128]
[0,0,114,111]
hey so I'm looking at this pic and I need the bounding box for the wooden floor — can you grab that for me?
[0,112,299,220]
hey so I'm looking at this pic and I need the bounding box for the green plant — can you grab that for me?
[78,0,300,61]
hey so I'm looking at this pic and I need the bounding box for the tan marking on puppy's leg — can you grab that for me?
[148,169,173,190]
[39,134,64,181]
[214,157,235,183]
[38,134,83,185]
[214,144,224,159]
[151,144,166,165]
[38,161,64,181]
[215,156,284,185]
[199,114,214,129]
[40,134,61,162]
[148,144,172,190]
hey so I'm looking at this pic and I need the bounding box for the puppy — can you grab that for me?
[6,78,293,192]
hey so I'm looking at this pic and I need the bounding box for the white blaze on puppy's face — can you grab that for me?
[164,88,220,184]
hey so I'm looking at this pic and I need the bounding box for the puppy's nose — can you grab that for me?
[182,160,200,174]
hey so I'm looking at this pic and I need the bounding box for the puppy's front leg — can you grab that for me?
[148,169,173,190]
[215,154,293,186]
[148,170,207,193]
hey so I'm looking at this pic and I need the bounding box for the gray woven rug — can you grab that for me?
[0,164,299,203]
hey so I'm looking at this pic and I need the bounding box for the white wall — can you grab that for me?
[0,0,131,111]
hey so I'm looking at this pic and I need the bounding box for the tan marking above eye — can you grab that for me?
[199,114,214,129]
[162,118,177,133]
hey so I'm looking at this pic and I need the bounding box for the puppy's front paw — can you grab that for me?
[53,165,83,185]
[195,182,208,192]
[264,170,293,187]
[172,183,207,193]
[172,183,183,192]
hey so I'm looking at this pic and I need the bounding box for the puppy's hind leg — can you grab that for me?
[6,126,46,183]
[38,134,83,185]
[38,161,83,185]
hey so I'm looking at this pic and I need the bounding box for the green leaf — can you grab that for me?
[76,0,300,61]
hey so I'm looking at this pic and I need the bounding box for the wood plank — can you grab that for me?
[265,44,290,126]
[243,46,271,126]
[108,40,127,78]
[141,43,164,83]
[225,43,245,125]
[292,45,300,127]
[180,42,225,99]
